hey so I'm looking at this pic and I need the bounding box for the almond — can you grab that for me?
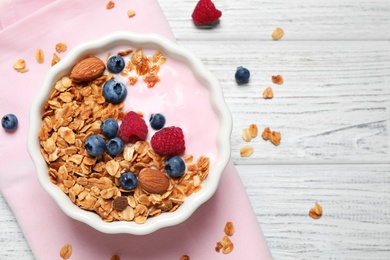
[70,57,105,82]
[138,168,169,194]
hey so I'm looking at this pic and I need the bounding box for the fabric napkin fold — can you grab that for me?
[0,0,272,259]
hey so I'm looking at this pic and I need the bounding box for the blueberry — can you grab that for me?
[85,135,106,157]
[101,118,119,138]
[149,113,166,130]
[102,79,127,104]
[1,114,18,131]
[106,137,124,157]
[235,66,250,84]
[165,156,186,177]
[119,172,138,190]
[107,55,125,73]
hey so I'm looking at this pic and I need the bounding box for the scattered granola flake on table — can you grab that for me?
[261,127,281,146]
[35,49,45,64]
[242,124,258,142]
[13,59,29,73]
[179,255,190,260]
[263,87,274,99]
[56,42,68,53]
[224,221,235,236]
[309,202,323,219]
[272,27,284,40]
[106,1,115,9]
[240,146,254,157]
[127,10,136,18]
[59,244,72,259]
[272,74,284,85]
[216,235,234,254]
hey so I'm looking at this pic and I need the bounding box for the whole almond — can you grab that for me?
[70,56,105,82]
[138,168,169,194]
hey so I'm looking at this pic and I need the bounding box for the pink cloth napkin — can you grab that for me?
[0,0,272,259]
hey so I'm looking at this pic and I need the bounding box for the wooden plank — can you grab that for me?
[176,40,390,164]
[158,0,390,41]
[236,164,390,260]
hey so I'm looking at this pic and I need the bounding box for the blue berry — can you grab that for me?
[101,118,118,138]
[235,66,250,84]
[106,137,124,157]
[85,135,106,157]
[102,79,127,104]
[119,172,138,190]
[165,156,186,177]
[1,114,18,131]
[107,55,125,73]
[149,113,166,130]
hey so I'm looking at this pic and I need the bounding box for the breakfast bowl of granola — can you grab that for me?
[27,31,232,235]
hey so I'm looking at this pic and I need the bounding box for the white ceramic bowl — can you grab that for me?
[28,31,232,235]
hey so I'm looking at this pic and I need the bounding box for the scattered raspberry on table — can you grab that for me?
[192,0,222,26]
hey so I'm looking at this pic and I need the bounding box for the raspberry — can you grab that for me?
[151,126,185,156]
[191,0,222,26]
[118,111,148,143]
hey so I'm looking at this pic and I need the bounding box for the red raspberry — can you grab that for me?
[151,126,186,156]
[118,111,148,143]
[191,0,222,26]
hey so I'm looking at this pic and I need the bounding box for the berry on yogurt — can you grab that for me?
[107,55,125,73]
[85,135,106,157]
[235,66,250,84]
[106,137,124,157]
[119,172,138,190]
[149,113,166,130]
[100,118,119,138]
[165,156,186,177]
[1,114,18,131]
[102,79,127,104]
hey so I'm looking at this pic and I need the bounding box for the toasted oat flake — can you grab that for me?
[272,75,284,85]
[272,27,284,40]
[249,124,258,138]
[263,87,274,99]
[309,202,323,219]
[35,49,45,64]
[240,146,253,157]
[59,244,72,259]
[13,59,29,73]
[110,255,120,260]
[56,42,68,53]
[106,1,115,9]
[224,221,235,236]
[51,53,61,66]
[127,10,136,17]
[179,255,190,260]
[242,128,252,142]
[262,127,281,146]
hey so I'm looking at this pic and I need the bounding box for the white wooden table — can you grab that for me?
[1,0,390,259]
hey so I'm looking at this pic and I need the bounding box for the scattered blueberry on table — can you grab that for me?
[1,114,18,131]
[235,66,250,84]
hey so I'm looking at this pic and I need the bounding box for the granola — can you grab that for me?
[39,49,210,223]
